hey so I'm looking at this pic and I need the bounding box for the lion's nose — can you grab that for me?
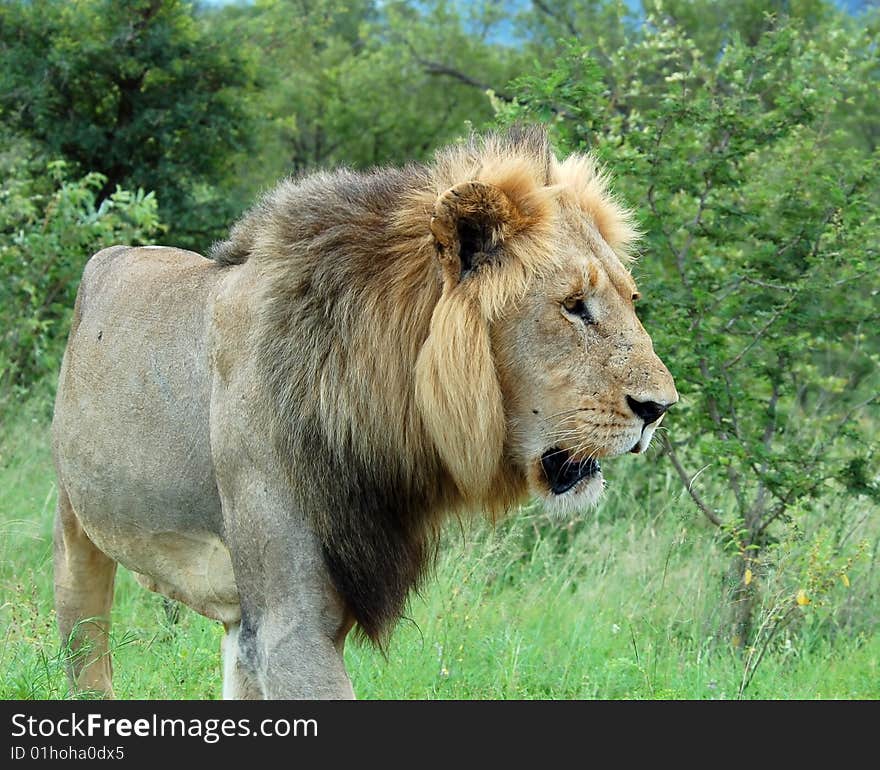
[626,395,671,425]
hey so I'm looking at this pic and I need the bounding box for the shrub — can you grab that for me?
[0,149,162,408]
[498,8,879,653]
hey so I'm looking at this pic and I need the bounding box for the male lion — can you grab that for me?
[52,126,676,699]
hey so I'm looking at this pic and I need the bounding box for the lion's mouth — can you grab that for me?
[540,447,601,495]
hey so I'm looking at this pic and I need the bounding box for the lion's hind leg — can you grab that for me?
[53,486,118,698]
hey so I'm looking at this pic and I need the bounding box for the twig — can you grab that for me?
[409,51,514,102]
[742,276,797,293]
[739,601,799,697]
[723,292,797,370]
[833,264,880,285]
[660,433,722,526]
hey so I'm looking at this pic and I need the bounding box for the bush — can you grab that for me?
[498,7,879,653]
[0,0,255,250]
[0,149,162,408]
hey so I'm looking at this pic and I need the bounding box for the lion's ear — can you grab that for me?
[430,181,517,283]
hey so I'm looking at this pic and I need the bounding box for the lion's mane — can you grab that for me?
[210,126,636,643]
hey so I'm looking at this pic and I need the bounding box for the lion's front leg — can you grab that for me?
[209,322,356,699]
[218,473,355,700]
[221,607,354,700]
[221,622,261,699]
[222,616,354,700]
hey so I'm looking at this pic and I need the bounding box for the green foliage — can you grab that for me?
[500,2,879,644]
[0,0,256,249]
[0,1,532,247]
[0,149,161,408]
[515,0,635,60]
[206,0,523,205]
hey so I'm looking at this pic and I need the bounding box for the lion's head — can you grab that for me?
[415,129,677,515]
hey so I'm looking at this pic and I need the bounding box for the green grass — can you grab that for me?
[2,402,877,700]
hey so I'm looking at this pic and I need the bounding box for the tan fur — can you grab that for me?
[52,126,676,699]
[552,154,641,260]
[415,287,504,501]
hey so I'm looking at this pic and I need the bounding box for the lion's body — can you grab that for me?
[52,127,677,699]
[53,246,236,622]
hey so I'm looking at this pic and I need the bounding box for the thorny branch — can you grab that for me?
[723,292,797,370]
[660,433,722,527]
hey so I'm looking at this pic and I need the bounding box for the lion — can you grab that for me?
[51,126,676,699]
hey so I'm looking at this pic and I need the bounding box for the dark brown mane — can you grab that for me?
[212,163,456,643]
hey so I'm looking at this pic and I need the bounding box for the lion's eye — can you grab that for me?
[562,297,594,324]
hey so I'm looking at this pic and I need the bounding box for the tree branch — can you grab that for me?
[740,181,860,348]
[722,292,797,370]
[678,174,712,267]
[410,53,514,102]
[532,0,579,38]
[742,276,797,293]
[756,392,878,535]
[675,128,730,268]
[698,357,744,503]
[747,379,781,523]
[688,277,743,332]
[660,433,722,526]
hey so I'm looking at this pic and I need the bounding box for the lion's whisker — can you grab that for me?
[540,406,593,423]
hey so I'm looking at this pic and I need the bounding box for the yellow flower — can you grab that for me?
[744,568,753,586]
[796,590,810,606]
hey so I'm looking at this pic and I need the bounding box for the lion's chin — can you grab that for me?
[527,446,607,518]
[540,473,606,520]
